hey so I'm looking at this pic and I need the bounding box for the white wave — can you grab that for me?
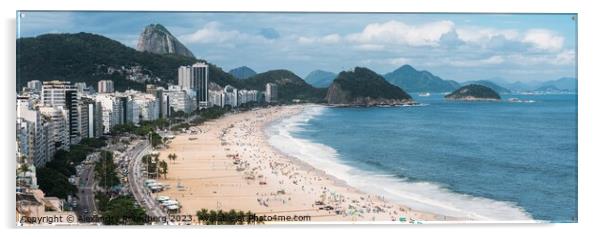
[266,104,534,222]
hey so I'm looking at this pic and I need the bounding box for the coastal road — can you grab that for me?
[77,155,98,220]
[127,141,168,221]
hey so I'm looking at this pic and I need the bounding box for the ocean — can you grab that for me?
[266,93,577,222]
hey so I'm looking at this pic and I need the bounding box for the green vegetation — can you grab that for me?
[95,151,121,190]
[16,33,245,91]
[244,69,327,102]
[196,209,263,225]
[171,106,230,131]
[444,84,502,100]
[111,119,166,148]
[327,67,413,105]
[98,196,147,225]
[158,160,168,179]
[111,118,169,136]
[36,167,77,199]
[383,64,460,93]
[37,138,106,199]
[16,33,197,91]
[17,33,328,103]
[80,137,107,148]
[142,154,160,178]
[141,153,168,179]
[199,106,229,120]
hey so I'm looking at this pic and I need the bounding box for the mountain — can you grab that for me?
[136,24,195,58]
[304,70,337,88]
[501,81,538,92]
[244,70,326,102]
[384,65,460,92]
[326,67,413,106]
[538,77,576,91]
[16,33,241,92]
[228,66,257,79]
[461,80,511,94]
[445,84,501,101]
[534,85,562,92]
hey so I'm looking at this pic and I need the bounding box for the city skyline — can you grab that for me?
[17,11,577,83]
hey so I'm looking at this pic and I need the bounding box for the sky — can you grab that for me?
[17,11,577,83]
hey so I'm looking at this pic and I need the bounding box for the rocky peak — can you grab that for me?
[136,24,195,58]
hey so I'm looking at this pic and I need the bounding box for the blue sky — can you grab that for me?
[17,11,577,82]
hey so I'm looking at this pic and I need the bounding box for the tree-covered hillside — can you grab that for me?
[244,69,326,102]
[17,33,242,91]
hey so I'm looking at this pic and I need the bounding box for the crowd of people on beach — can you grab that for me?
[207,106,427,222]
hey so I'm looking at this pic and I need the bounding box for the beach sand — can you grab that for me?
[153,105,450,223]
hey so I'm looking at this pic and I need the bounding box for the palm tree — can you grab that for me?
[197,208,209,225]
[217,210,225,225]
[158,160,168,179]
[246,211,254,225]
[208,210,217,225]
[17,164,30,174]
[237,210,246,225]
[227,209,237,224]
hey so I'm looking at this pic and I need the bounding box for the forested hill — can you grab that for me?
[16,33,241,91]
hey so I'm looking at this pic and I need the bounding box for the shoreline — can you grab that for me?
[154,104,457,223]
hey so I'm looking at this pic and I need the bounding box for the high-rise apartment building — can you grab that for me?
[178,62,208,109]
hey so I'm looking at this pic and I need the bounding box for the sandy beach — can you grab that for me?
[154,105,450,223]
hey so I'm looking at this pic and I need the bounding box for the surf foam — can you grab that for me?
[266,104,534,222]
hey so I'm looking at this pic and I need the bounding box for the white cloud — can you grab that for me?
[554,50,576,65]
[448,55,505,67]
[456,27,520,44]
[346,20,455,47]
[298,34,341,44]
[521,29,565,51]
[180,21,267,44]
[506,50,575,65]
[388,57,411,65]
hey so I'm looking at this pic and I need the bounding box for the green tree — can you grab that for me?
[196,208,209,224]
[100,196,146,225]
[95,150,120,190]
[158,160,168,179]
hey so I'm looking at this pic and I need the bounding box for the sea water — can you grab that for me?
[266,93,577,222]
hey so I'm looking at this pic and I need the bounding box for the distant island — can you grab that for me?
[461,80,511,94]
[326,67,413,106]
[445,84,501,101]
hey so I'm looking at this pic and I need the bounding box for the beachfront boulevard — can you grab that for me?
[77,154,98,217]
[127,141,168,220]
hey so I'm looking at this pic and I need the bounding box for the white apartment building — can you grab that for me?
[164,85,196,114]
[266,83,278,103]
[42,81,80,145]
[95,94,121,134]
[17,97,46,166]
[178,62,209,108]
[222,85,238,108]
[98,80,115,93]
[39,106,70,158]
[26,80,42,92]
[237,89,260,106]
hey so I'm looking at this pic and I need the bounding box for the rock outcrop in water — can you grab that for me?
[136,24,195,58]
[326,67,413,106]
[445,84,501,101]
